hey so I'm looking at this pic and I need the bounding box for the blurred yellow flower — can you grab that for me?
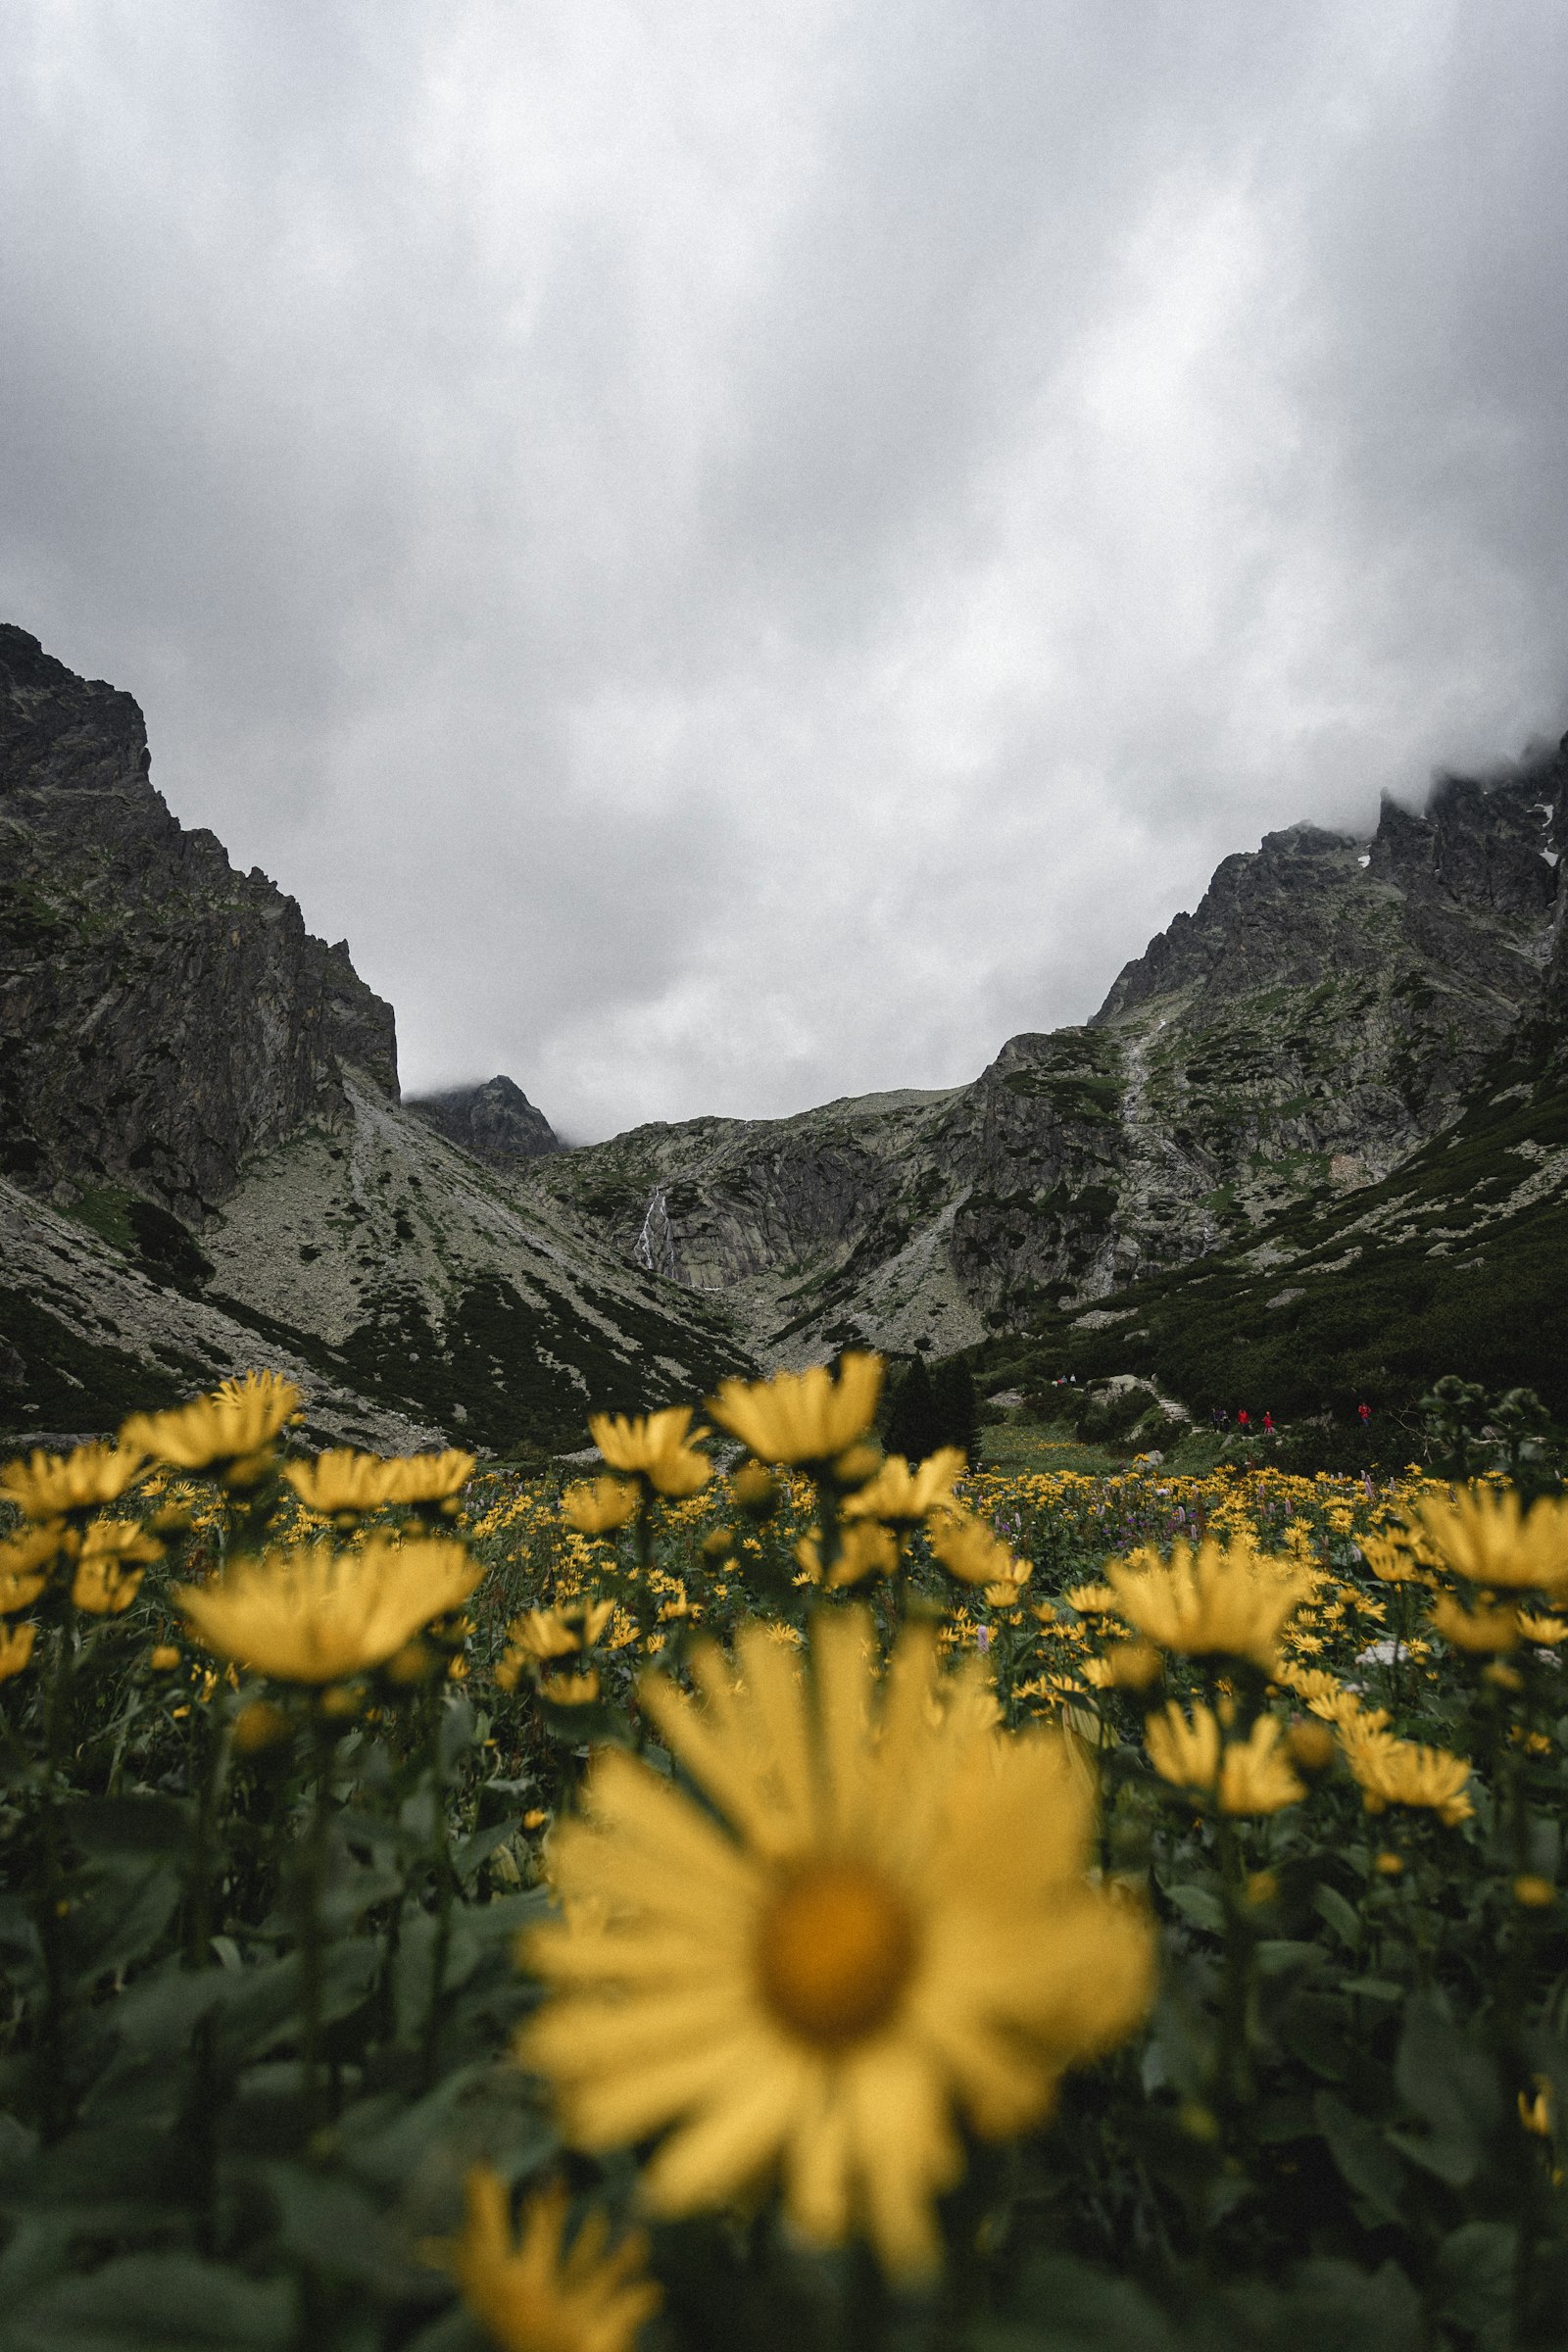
[540,1670,603,1708]
[1519,1613,1568,1644]
[707,1352,883,1466]
[793,1519,898,1589]
[1106,1539,1310,1671]
[562,1477,639,1536]
[72,1555,146,1614]
[1081,1641,1161,1693]
[0,1443,145,1519]
[926,1509,1022,1591]
[1145,1701,1305,1814]
[378,1448,476,1505]
[1415,1487,1568,1594]
[148,1643,182,1671]
[0,1526,57,1613]
[589,1408,710,1498]
[231,1699,293,1755]
[1356,1533,1431,1585]
[0,1623,37,1681]
[283,1448,394,1514]
[513,1602,615,1660]
[123,1371,300,1470]
[176,1537,482,1684]
[445,2167,660,2352]
[842,1449,965,1531]
[520,1608,1152,2278]
[1340,1723,1473,1826]
[731,1460,780,1517]
[1430,1592,1520,1653]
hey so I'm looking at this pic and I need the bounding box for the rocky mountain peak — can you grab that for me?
[0,624,398,1214]
[405,1074,561,1163]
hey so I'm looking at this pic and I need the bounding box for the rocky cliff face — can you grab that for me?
[0,624,399,1215]
[0,628,754,1446]
[406,1075,560,1162]
[519,743,1568,1358]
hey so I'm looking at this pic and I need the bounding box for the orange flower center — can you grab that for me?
[755,1861,915,2046]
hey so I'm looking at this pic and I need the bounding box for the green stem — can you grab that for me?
[184,1713,235,1969]
[297,1713,334,2145]
[34,1618,76,2143]
[420,1703,457,2088]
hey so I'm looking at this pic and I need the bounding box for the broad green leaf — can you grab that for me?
[1311,1884,1363,1951]
[1313,2091,1407,2225]
[1167,1884,1226,1936]
[1433,2221,1517,2332]
[0,2253,292,2351]
[1389,1995,1500,2186]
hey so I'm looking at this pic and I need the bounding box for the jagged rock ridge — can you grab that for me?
[0,625,397,1214]
[517,745,1568,1358]
[406,1075,560,1163]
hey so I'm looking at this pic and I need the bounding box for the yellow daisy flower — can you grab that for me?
[0,1443,145,1519]
[70,1523,161,1614]
[176,1537,482,1684]
[926,1509,1024,1592]
[842,1450,966,1532]
[122,1371,301,1473]
[1145,1702,1305,1815]
[1414,1488,1568,1594]
[1105,1539,1311,1671]
[445,2167,660,2352]
[793,1520,898,1588]
[0,1623,37,1682]
[283,1448,394,1515]
[0,1525,60,1611]
[519,1610,1153,2278]
[1340,1723,1473,1825]
[377,1448,476,1505]
[707,1353,884,1467]
[1430,1592,1520,1653]
[589,1409,710,1499]
[562,1478,639,1536]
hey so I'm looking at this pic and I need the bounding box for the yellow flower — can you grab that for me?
[0,1623,37,1682]
[1414,1488,1568,1594]
[1063,1583,1121,1616]
[520,1609,1153,2278]
[540,1670,603,1708]
[283,1448,394,1514]
[926,1509,1022,1591]
[1513,1876,1556,1910]
[1356,1533,1430,1585]
[1105,1540,1311,1671]
[378,1448,476,1505]
[589,1409,710,1499]
[731,1460,780,1517]
[231,1699,293,1755]
[513,1602,616,1661]
[707,1353,883,1467]
[0,1525,60,1611]
[1145,1702,1305,1814]
[0,1443,145,1519]
[842,1449,966,1532]
[1430,1592,1520,1653]
[1081,1641,1161,1693]
[562,1478,639,1536]
[1519,2079,1553,2137]
[148,1644,182,1671]
[1340,1725,1473,1826]
[176,1537,482,1684]
[72,1556,146,1615]
[794,1520,898,1588]
[445,2167,660,2352]
[1519,1613,1568,1645]
[123,1371,301,1471]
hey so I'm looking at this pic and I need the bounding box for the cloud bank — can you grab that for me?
[3,1,1565,1139]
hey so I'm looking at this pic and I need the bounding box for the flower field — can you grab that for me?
[1,1361,1566,2350]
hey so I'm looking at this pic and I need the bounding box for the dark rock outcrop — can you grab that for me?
[406,1075,560,1163]
[0,625,398,1214]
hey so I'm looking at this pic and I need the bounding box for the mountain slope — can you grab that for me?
[0,627,754,1446]
[518,751,1568,1359]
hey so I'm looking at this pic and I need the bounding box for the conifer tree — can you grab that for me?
[887,1354,943,1463]
[932,1354,981,1467]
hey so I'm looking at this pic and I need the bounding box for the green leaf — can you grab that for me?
[68,1795,191,1858]
[259,2161,436,2297]
[0,2253,293,2351]
[1433,2221,1517,2332]
[1167,1884,1226,1936]
[1313,2091,1407,2225]
[1278,1992,1355,2082]
[1389,1995,1500,2186]
[62,1856,180,1983]
[1312,1884,1363,1951]
[983,2253,1179,2349]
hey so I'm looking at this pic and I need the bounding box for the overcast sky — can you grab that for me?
[4,3,1566,1142]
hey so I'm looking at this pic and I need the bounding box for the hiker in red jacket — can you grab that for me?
[1237,1408,1250,1435]
[1262,1410,1275,1436]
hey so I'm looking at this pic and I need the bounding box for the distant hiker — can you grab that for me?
[1357,1401,1371,1427]
[1211,1405,1229,1433]
[1262,1410,1275,1436]
[1237,1408,1250,1435]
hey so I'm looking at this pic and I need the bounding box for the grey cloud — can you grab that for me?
[2,1,1565,1143]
